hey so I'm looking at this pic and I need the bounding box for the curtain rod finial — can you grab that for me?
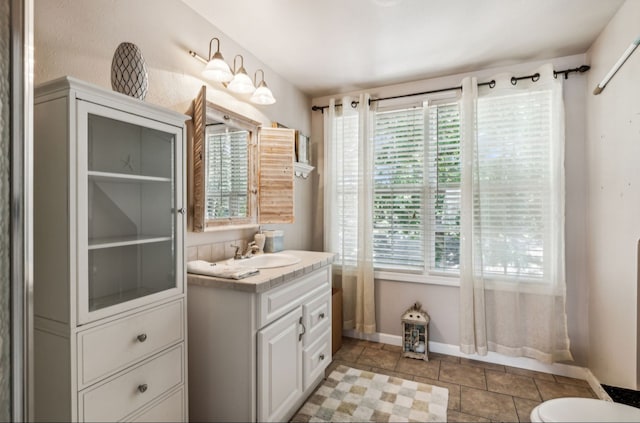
[593,86,603,95]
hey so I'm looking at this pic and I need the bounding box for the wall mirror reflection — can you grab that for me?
[188,86,260,231]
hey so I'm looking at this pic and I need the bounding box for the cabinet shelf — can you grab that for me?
[89,286,157,312]
[88,170,172,183]
[88,235,172,250]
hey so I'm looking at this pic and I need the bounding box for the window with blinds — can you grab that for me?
[373,107,426,270]
[426,104,461,273]
[372,102,461,272]
[334,113,360,264]
[476,90,552,279]
[205,126,249,219]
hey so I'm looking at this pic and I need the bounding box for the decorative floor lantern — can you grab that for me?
[402,302,430,361]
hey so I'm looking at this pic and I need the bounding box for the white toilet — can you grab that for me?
[530,397,640,422]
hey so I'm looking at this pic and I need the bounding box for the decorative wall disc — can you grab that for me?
[111,42,149,100]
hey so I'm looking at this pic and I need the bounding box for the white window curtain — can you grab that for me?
[324,94,376,334]
[459,64,573,363]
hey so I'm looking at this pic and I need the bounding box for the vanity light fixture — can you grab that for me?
[189,40,276,105]
[250,69,276,105]
[227,55,256,94]
[201,37,233,83]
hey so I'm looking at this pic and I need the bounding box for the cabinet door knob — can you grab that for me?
[319,312,325,319]
[319,353,325,361]
[137,333,147,343]
[138,384,148,393]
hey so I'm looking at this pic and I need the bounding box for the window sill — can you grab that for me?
[373,270,460,287]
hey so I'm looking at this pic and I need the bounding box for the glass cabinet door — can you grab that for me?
[77,100,184,324]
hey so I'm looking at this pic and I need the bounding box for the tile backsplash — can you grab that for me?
[187,239,250,263]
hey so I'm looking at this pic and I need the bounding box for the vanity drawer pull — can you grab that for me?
[319,312,325,319]
[138,383,148,393]
[319,353,325,361]
[137,333,148,343]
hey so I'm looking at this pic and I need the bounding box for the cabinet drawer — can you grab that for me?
[303,329,331,391]
[303,289,331,347]
[129,386,185,422]
[78,300,184,387]
[79,344,184,422]
[259,267,329,327]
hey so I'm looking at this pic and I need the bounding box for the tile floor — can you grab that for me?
[326,337,597,422]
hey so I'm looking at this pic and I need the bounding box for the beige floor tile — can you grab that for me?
[460,357,506,372]
[513,397,542,423]
[356,346,400,370]
[447,409,491,422]
[460,386,519,422]
[505,365,555,382]
[382,343,403,353]
[415,376,461,411]
[553,374,590,387]
[534,379,597,400]
[485,369,541,401]
[395,356,440,380]
[333,343,364,362]
[430,351,461,364]
[439,361,487,390]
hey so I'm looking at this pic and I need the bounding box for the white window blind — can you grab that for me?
[205,126,249,219]
[334,113,360,264]
[371,102,461,272]
[331,100,462,275]
[427,103,461,273]
[476,90,552,279]
[373,107,425,270]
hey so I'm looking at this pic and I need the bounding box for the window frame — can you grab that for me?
[343,93,463,286]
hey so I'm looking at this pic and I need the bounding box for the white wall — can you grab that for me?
[312,54,591,366]
[585,0,640,390]
[34,0,314,251]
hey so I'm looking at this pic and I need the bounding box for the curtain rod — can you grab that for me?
[311,65,590,112]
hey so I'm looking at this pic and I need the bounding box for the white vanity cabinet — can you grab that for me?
[187,252,334,422]
[33,77,188,422]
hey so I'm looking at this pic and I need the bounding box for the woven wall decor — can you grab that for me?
[111,42,149,100]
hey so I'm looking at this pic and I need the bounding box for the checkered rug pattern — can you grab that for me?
[292,365,448,422]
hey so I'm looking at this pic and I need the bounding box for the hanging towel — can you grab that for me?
[187,260,259,280]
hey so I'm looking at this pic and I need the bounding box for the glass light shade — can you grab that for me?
[227,68,256,94]
[202,52,233,82]
[250,81,276,105]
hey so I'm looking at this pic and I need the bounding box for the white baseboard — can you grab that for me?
[343,329,611,401]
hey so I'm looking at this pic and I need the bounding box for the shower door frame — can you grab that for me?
[9,0,34,421]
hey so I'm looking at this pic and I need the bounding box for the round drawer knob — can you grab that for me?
[319,353,325,361]
[138,384,148,393]
[137,333,147,343]
[319,313,325,319]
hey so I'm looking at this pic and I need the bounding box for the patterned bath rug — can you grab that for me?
[292,365,448,422]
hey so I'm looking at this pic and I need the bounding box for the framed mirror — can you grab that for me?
[188,86,261,231]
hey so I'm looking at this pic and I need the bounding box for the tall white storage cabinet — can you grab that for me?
[33,77,188,422]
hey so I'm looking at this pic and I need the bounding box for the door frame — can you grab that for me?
[9,0,34,420]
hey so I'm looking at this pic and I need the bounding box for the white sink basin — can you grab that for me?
[231,253,301,269]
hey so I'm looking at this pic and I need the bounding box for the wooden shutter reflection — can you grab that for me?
[190,85,206,232]
[258,127,295,223]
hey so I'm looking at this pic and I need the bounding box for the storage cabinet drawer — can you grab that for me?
[303,289,331,347]
[303,329,331,391]
[79,344,184,422]
[129,386,185,422]
[78,299,184,387]
[259,267,329,327]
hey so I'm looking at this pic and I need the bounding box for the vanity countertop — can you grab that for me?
[187,250,336,293]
